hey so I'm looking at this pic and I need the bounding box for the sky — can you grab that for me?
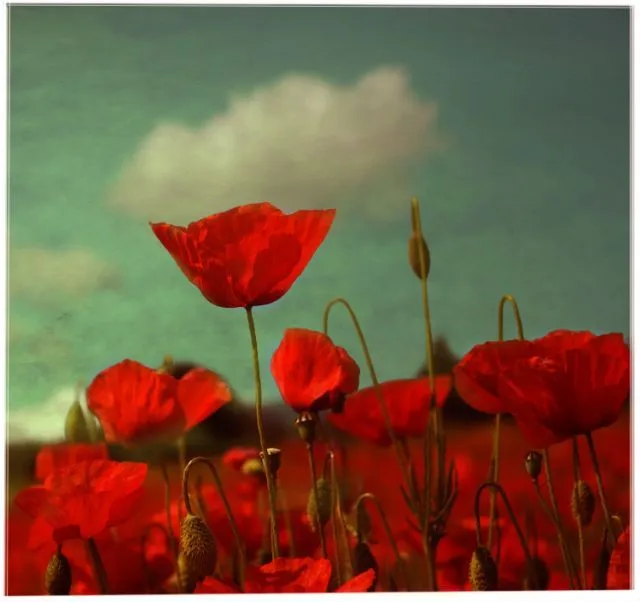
[7,6,630,441]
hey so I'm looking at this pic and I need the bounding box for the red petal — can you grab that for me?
[336,569,376,592]
[196,577,242,593]
[247,557,332,593]
[35,443,109,482]
[177,367,232,431]
[607,525,630,589]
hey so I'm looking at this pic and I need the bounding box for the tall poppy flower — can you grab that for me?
[271,328,360,413]
[196,557,375,593]
[328,376,453,446]
[497,330,629,448]
[150,203,336,309]
[14,460,148,543]
[86,359,231,444]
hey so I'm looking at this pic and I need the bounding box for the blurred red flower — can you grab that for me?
[150,203,336,309]
[35,443,109,482]
[223,446,261,472]
[607,525,631,589]
[498,330,629,448]
[328,376,453,446]
[14,460,148,544]
[196,557,375,593]
[271,328,360,413]
[86,359,231,444]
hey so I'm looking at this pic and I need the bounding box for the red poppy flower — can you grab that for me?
[328,376,453,446]
[35,443,109,482]
[196,557,375,593]
[223,447,261,473]
[86,359,231,444]
[14,459,148,543]
[453,339,536,414]
[271,328,360,413]
[497,331,629,448]
[607,525,630,589]
[150,203,336,309]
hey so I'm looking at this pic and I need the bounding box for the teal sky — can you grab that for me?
[8,6,630,439]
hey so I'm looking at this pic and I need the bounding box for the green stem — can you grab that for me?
[245,307,280,559]
[585,432,617,548]
[307,443,327,558]
[85,537,109,594]
[571,438,587,589]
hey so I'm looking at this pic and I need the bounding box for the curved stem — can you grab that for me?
[307,443,327,558]
[474,481,538,589]
[355,493,409,590]
[245,307,280,559]
[86,537,109,594]
[182,457,247,572]
[571,438,587,589]
[585,432,616,547]
[497,294,525,340]
[160,462,181,587]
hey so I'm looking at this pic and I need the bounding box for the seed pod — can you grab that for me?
[571,480,596,527]
[64,400,92,443]
[45,548,72,595]
[177,552,198,593]
[261,448,282,478]
[295,412,317,445]
[180,513,217,581]
[408,233,431,280]
[353,542,378,592]
[307,478,332,531]
[525,451,543,481]
[469,546,498,591]
[523,556,550,591]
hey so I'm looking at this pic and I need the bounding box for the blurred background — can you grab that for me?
[8,6,630,442]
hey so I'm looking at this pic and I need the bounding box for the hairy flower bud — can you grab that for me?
[45,548,72,595]
[177,551,198,593]
[525,451,543,481]
[353,541,378,592]
[571,480,596,527]
[296,412,317,445]
[64,400,92,443]
[180,513,217,581]
[307,478,332,531]
[408,233,431,280]
[523,556,550,591]
[469,546,498,591]
[241,458,264,478]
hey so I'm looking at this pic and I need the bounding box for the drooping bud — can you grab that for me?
[408,232,431,280]
[523,556,550,591]
[571,480,596,527]
[45,548,72,595]
[261,448,282,479]
[353,541,378,592]
[295,412,317,445]
[177,551,198,593]
[306,478,332,532]
[469,546,498,591]
[525,451,543,481]
[64,400,91,443]
[180,513,217,581]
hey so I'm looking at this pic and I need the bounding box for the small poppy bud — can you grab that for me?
[295,412,317,445]
[523,556,550,591]
[469,546,498,591]
[525,451,543,480]
[45,548,72,595]
[571,480,596,527]
[261,448,281,478]
[241,458,264,478]
[177,552,198,593]
[64,400,91,443]
[307,478,332,531]
[353,541,378,592]
[408,232,431,280]
[180,513,217,581]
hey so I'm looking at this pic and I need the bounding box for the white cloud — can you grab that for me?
[10,247,120,303]
[108,67,439,223]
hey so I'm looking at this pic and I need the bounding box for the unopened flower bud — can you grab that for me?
[295,412,317,445]
[261,448,281,478]
[571,480,596,527]
[408,233,431,280]
[241,458,264,478]
[45,548,72,595]
[177,551,198,593]
[307,478,332,531]
[525,451,543,480]
[180,513,217,581]
[469,546,498,591]
[64,400,91,443]
[523,556,550,591]
[353,541,378,592]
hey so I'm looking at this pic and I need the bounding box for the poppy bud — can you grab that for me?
[180,513,217,581]
[261,448,281,478]
[523,556,550,591]
[469,546,498,591]
[177,551,198,593]
[408,232,431,280]
[525,451,543,480]
[307,478,332,531]
[45,548,72,595]
[241,458,264,478]
[353,541,378,592]
[571,480,596,527]
[295,412,317,445]
[64,400,91,443]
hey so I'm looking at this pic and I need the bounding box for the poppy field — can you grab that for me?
[6,199,631,594]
